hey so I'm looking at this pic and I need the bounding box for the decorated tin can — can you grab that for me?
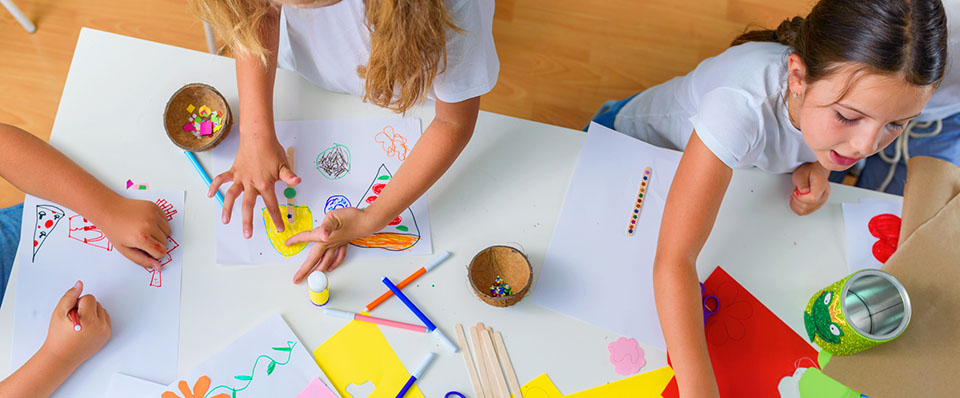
[804,269,911,356]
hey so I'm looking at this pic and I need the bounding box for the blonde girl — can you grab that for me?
[192,0,498,283]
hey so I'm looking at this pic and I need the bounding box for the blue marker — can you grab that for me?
[184,150,224,206]
[381,276,458,352]
[395,352,436,398]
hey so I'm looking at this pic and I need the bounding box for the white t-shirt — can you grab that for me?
[278,0,499,104]
[917,0,960,121]
[615,42,817,174]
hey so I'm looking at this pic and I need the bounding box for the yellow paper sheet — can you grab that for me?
[313,319,423,398]
[521,374,564,398]
[567,367,674,397]
[521,367,675,398]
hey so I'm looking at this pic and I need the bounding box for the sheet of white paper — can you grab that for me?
[532,123,681,350]
[158,314,340,398]
[105,373,165,397]
[12,191,184,397]
[842,199,902,273]
[211,118,432,264]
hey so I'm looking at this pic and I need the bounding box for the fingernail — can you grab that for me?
[799,188,810,194]
[244,229,251,239]
[73,280,82,290]
[222,215,228,224]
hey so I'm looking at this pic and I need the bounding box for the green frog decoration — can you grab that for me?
[804,290,843,344]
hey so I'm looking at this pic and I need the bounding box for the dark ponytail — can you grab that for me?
[732,0,948,87]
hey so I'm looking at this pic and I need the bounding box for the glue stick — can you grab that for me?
[308,271,330,307]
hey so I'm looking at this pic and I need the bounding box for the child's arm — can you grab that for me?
[210,5,301,239]
[286,96,480,282]
[0,124,171,269]
[0,281,111,397]
[790,161,831,215]
[653,132,731,398]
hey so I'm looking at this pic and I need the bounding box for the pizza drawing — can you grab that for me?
[349,164,421,251]
[32,204,65,262]
[68,215,113,251]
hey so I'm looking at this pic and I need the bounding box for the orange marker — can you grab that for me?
[68,308,81,332]
[363,251,450,312]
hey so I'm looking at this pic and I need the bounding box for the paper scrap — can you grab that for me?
[607,337,645,375]
[298,377,339,398]
[200,121,213,136]
[313,319,422,398]
[521,374,564,398]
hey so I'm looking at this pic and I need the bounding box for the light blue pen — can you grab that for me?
[184,150,224,206]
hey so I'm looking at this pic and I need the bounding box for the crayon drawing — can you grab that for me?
[324,195,351,214]
[374,126,408,161]
[349,164,420,251]
[261,204,314,257]
[316,143,351,180]
[155,199,178,221]
[31,204,65,262]
[67,215,113,251]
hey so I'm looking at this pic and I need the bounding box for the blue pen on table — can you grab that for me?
[395,352,436,398]
[381,276,459,353]
[184,150,224,206]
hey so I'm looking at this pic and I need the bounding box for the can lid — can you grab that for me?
[308,271,328,292]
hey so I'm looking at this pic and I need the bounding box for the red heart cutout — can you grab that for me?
[868,213,901,263]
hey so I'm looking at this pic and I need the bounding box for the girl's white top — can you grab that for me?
[278,0,500,104]
[615,42,817,173]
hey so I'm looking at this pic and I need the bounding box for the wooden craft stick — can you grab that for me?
[471,324,494,398]
[455,324,485,398]
[285,147,296,222]
[493,331,523,398]
[480,326,510,398]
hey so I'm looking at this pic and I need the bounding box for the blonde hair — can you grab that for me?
[189,0,461,113]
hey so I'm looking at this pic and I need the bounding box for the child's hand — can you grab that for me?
[210,136,301,239]
[98,198,172,270]
[40,281,111,370]
[285,207,383,283]
[790,162,831,215]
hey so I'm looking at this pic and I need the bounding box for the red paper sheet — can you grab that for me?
[661,267,818,397]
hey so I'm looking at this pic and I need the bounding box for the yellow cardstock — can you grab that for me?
[521,367,675,398]
[313,319,422,398]
[567,366,674,397]
[262,204,313,257]
[521,374,564,398]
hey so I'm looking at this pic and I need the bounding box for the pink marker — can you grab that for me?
[324,308,427,333]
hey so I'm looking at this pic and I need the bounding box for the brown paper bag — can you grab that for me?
[822,156,960,397]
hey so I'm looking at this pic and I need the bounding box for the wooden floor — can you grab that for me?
[0,0,811,207]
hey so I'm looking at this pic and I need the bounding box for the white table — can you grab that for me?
[0,28,898,395]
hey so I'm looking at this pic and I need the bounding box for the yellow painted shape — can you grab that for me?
[261,204,313,257]
[567,366,674,397]
[313,319,423,398]
[521,374,564,398]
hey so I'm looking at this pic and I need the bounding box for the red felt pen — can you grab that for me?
[68,308,81,332]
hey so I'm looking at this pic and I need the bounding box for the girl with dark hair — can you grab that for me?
[588,0,949,396]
